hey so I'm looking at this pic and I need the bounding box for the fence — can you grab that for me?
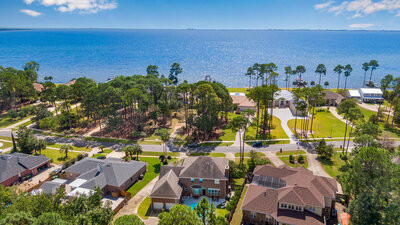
[227,176,248,223]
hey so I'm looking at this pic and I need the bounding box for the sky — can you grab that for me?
[1,0,400,30]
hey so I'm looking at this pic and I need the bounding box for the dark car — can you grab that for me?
[97,156,106,160]
[252,142,262,148]
[53,168,62,174]
[188,142,199,149]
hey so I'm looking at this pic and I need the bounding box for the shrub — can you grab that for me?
[167,156,172,160]
[39,117,59,131]
[297,155,304,164]
[289,155,294,164]
[159,155,165,161]
[162,159,168,165]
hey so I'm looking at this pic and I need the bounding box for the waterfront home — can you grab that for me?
[322,91,344,106]
[149,156,229,210]
[346,89,361,101]
[230,92,256,111]
[242,165,339,225]
[0,153,51,187]
[359,88,384,103]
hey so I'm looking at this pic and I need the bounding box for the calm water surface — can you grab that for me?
[0,29,399,88]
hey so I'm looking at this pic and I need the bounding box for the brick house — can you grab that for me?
[64,158,146,196]
[149,156,229,210]
[0,153,51,187]
[242,165,339,225]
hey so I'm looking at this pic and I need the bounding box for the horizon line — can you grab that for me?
[1,27,400,32]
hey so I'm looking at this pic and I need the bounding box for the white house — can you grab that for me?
[346,89,361,101]
[359,88,384,103]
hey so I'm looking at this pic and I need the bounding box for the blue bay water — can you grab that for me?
[0,29,399,88]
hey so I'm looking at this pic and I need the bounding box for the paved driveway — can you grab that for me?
[272,108,305,144]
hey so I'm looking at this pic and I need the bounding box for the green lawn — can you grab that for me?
[0,136,13,141]
[137,197,152,220]
[0,141,13,150]
[319,152,347,178]
[127,157,163,197]
[280,156,308,169]
[234,152,265,157]
[230,185,248,225]
[41,148,82,164]
[91,153,106,159]
[233,178,244,187]
[46,143,92,152]
[217,128,237,142]
[199,142,233,147]
[139,151,179,157]
[276,150,306,156]
[356,106,400,138]
[287,109,347,138]
[103,149,113,154]
[216,208,229,218]
[227,88,249,94]
[0,115,32,128]
[245,116,289,140]
[189,152,225,157]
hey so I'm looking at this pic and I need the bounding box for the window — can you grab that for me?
[191,178,194,182]
[250,211,257,219]
[215,179,220,184]
[309,206,315,212]
[266,216,271,222]
[208,188,220,196]
[199,178,203,183]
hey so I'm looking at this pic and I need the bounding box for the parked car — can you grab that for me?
[188,142,199,149]
[252,142,262,148]
[97,156,106,160]
[53,168,62,174]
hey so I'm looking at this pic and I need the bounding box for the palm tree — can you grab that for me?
[253,63,261,87]
[99,145,105,153]
[343,64,353,90]
[133,144,143,161]
[35,139,47,155]
[362,62,369,87]
[315,64,327,85]
[295,65,306,81]
[284,66,293,90]
[59,144,73,159]
[155,128,170,158]
[333,65,344,91]
[324,81,329,89]
[368,60,379,84]
[346,108,363,154]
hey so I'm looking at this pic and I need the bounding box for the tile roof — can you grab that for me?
[0,153,50,183]
[243,164,338,223]
[230,95,256,108]
[65,158,146,190]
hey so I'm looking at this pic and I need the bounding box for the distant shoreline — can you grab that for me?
[1,28,400,32]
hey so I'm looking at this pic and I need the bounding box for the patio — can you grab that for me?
[182,196,226,209]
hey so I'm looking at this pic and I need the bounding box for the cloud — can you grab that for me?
[318,0,400,17]
[20,9,42,16]
[23,0,118,13]
[24,0,35,4]
[349,23,375,28]
[314,1,335,10]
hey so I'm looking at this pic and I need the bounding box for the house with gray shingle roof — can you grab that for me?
[242,164,339,225]
[149,156,229,210]
[0,153,51,187]
[64,157,146,196]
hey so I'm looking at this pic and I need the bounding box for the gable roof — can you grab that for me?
[359,88,383,95]
[149,170,182,199]
[65,158,146,189]
[347,89,361,97]
[274,90,294,101]
[322,91,344,104]
[180,156,229,180]
[33,83,44,92]
[0,153,50,183]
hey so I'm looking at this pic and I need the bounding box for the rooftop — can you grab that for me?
[274,90,294,101]
[359,88,383,94]
[0,153,50,183]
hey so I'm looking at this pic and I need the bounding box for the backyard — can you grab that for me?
[230,185,248,225]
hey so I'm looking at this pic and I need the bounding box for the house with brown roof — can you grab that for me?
[322,91,344,107]
[149,156,229,210]
[242,165,339,225]
[33,83,44,92]
[230,93,256,111]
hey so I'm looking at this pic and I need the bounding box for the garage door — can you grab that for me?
[165,203,176,210]
[153,202,163,210]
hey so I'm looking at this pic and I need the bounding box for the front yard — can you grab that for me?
[319,151,348,178]
[41,148,82,164]
[287,109,347,138]
[279,155,309,169]
[245,116,289,140]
